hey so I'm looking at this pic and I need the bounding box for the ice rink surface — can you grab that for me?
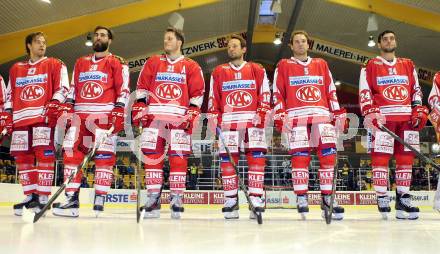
[1,205,440,254]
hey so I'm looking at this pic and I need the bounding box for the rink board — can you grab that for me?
[0,183,436,207]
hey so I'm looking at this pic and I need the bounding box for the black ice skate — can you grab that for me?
[140,193,161,219]
[13,193,40,216]
[377,195,391,220]
[52,192,80,218]
[395,192,419,220]
[93,194,105,218]
[321,194,344,220]
[296,194,309,220]
[222,196,239,219]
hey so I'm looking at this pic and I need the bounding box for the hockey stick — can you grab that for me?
[33,126,115,223]
[283,122,339,224]
[136,124,143,223]
[378,124,440,172]
[325,151,338,225]
[216,127,263,225]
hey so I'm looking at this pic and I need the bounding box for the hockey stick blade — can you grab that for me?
[33,126,115,223]
[216,127,263,225]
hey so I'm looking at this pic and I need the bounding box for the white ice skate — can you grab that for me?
[170,194,184,219]
[141,193,161,219]
[296,194,309,220]
[93,194,105,218]
[249,196,265,220]
[377,195,391,220]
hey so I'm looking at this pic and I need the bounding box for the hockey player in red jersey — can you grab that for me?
[427,72,440,211]
[0,32,69,216]
[359,30,428,220]
[0,75,6,112]
[207,35,270,219]
[428,72,440,138]
[52,26,129,217]
[132,27,204,219]
[273,31,347,220]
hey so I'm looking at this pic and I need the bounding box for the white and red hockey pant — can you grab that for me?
[34,148,55,196]
[246,151,266,197]
[220,154,239,198]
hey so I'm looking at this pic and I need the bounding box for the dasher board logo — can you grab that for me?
[155,83,183,100]
[289,76,323,86]
[222,80,255,91]
[296,85,321,102]
[155,72,186,83]
[226,90,253,108]
[382,85,409,102]
[16,74,48,87]
[376,75,409,85]
[20,84,45,101]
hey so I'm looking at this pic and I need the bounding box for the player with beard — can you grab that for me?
[52,26,129,217]
[359,30,428,220]
[132,27,204,219]
[0,32,69,216]
[207,35,271,219]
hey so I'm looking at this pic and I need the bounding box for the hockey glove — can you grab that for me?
[183,106,201,134]
[363,105,385,129]
[207,113,222,134]
[252,107,270,129]
[0,111,12,135]
[273,110,286,133]
[411,105,429,131]
[132,102,151,127]
[110,106,125,134]
[44,100,61,127]
[332,108,348,133]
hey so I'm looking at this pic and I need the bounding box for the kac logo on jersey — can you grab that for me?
[80,82,103,99]
[20,84,45,101]
[155,83,182,100]
[296,85,321,102]
[226,90,252,108]
[383,85,408,102]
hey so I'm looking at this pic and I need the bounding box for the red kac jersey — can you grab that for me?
[136,54,205,121]
[208,61,271,129]
[6,57,69,127]
[68,54,130,116]
[359,56,422,121]
[273,57,341,124]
